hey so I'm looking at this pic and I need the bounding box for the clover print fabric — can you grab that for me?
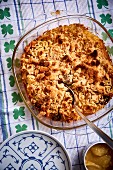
[0,0,113,170]
[0,1,35,143]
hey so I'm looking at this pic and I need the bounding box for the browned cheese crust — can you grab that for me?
[21,24,113,122]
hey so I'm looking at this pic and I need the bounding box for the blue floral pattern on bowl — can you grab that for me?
[0,131,71,170]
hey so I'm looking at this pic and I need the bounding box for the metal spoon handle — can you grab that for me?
[62,82,113,149]
[74,105,113,150]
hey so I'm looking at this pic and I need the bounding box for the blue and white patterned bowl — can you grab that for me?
[0,131,71,170]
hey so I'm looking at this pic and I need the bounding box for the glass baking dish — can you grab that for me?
[12,14,113,130]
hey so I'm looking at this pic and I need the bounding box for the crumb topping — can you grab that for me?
[21,24,113,122]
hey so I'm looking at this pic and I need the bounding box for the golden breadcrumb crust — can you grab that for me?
[21,24,113,122]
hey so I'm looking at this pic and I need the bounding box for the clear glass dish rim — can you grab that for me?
[12,14,113,130]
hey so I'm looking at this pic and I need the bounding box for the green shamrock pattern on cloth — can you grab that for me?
[108,30,113,37]
[4,40,15,53]
[1,24,13,37]
[100,14,112,25]
[11,92,23,105]
[0,7,10,20]
[0,3,28,134]
[13,107,25,120]
[6,57,12,71]
[9,75,15,87]
[97,0,108,9]
[0,0,8,3]
[107,46,113,56]
[15,124,28,133]
[97,0,113,60]
[101,29,113,41]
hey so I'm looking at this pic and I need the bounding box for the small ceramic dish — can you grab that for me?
[84,142,113,170]
[0,131,71,170]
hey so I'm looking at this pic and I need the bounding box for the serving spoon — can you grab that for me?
[63,82,113,150]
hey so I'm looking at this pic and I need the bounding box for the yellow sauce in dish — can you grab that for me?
[85,143,113,170]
